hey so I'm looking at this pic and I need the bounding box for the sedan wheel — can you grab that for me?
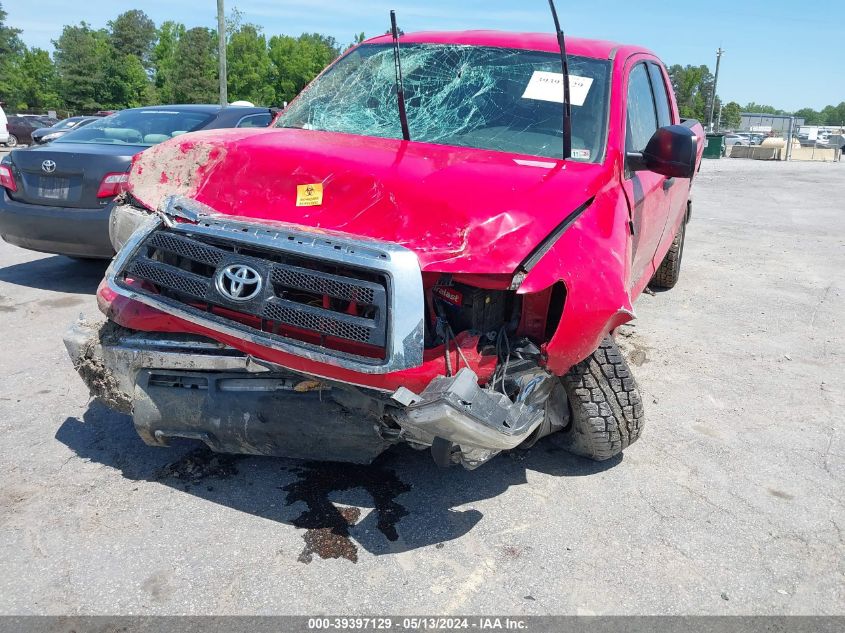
[5,135,18,147]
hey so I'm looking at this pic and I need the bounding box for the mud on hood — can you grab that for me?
[127,127,607,273]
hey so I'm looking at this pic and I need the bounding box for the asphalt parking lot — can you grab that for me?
[0,158,842,615]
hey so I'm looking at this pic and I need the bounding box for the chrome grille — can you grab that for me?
[263,300,371,343]
[147,231,224,267]
[127,259,210,299]
[116,228,389,357]
[271,267,376,304]
[105,204,426,374]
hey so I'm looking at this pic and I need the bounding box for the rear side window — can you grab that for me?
[648,63,673,127]
[237,113,272,128]
[626,63,658,152]
[55,109,215,146]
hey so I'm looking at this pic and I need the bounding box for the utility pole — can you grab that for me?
[217,0,228,107]
[708,47,724,132]
[786,116,795,161]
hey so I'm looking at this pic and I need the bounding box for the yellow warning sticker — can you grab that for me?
[296,183,323,207]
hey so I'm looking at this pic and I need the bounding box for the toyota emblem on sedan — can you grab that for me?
[41,160,57,173]
[216,264,262,301]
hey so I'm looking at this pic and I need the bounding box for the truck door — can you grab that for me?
[621,62,671,290]
[646,61,689,260]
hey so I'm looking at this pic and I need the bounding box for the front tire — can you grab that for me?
[650,219,685,289]
[554,337,645,461]
[5,135,18,147]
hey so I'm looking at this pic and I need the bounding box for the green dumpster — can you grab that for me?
[703,133,725,159]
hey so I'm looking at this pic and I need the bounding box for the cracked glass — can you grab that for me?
[277,43,611,162]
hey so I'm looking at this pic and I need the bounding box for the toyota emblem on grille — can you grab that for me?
[41,160,57,173]
[215,264,262,301]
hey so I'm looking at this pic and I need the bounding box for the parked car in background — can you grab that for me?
[749,133,765,145]
[4,116,48,147]
[19,114,59,128]
[723,133,748,147]
[0,104,275,258]
[0,103,8,146]
[31,116,102,145]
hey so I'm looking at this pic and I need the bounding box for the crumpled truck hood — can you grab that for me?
[127,127,607,273]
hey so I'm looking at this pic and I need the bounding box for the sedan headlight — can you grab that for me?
[41,132,62,141]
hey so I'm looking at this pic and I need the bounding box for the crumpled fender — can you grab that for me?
[516,184,635,375]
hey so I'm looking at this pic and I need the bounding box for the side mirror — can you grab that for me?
[627,124,698,179]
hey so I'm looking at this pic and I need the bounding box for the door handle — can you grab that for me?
[663,177,676,191]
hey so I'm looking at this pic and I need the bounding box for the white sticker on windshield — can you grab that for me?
[521,71,593,106]
[571,149,591,160]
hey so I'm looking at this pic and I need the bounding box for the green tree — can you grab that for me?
[53,23,110,111]
[14,48,60,110]
[101,52,155,108]
[0,1,25,106]
[153,21,186,103]
[268,33,339,103]
[344,32,366,52]
[667,64,714,122]
[227,23,275,105]
[109,10,157,70]
[793,108,822,125]
[171,27,218,103]
[821,102,845,126]
[743,102,785,115]
[720,101,741,130]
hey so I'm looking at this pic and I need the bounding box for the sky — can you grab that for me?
[5,0,844,111]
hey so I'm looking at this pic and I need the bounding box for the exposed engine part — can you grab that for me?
[432,281,511,336]
[486,337,550,399]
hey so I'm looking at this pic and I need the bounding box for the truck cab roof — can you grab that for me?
[364,30,654,61]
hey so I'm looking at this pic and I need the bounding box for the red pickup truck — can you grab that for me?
[65,31,704,470]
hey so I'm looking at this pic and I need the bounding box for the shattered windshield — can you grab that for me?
[277,43,611,162]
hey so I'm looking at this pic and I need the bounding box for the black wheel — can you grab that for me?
[5,134,18,147]
[650,220,685,289]
[553,337,645,461]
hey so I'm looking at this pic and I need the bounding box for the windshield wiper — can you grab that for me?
[390,10,411,141]
[548,0,572,160]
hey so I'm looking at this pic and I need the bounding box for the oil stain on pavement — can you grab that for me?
[283,459,411,564]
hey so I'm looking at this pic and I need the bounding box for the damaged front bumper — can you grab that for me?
[65,320,565,469]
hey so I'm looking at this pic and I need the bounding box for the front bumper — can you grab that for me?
[64,320,559,468]
[0,191,114,258]
[63,320,394,463]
